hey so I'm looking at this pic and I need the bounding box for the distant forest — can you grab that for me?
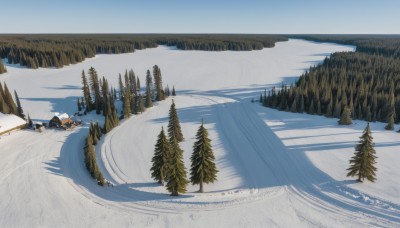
[0,34,287,70]
[263,35,400,126]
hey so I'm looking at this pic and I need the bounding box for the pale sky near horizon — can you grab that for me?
[1,0,399,34]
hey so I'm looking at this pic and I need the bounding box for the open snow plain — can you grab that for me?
[1,39,400,227]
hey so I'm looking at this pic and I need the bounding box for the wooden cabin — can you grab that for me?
[49,113,72,128]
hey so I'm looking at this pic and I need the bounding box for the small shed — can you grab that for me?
[0,113,26,135]
[49,113,72,128]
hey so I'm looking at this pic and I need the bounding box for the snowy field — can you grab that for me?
[1,39,399,227]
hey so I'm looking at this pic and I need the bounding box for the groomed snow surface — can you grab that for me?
[1,39,399,227]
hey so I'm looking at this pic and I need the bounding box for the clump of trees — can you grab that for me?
[0,82,24,119]
[150,100,218,196]
[347,123,377,182]
[84,122,105,186]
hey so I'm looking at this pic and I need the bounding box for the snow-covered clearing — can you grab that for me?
[1,39,399,227]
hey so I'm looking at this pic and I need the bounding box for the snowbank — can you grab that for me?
[0,113,26,135]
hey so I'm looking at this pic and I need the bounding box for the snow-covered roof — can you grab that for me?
[0,113,26,134]
[53,112,69,120]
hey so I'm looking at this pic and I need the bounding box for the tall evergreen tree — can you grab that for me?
[138,94,145,113]
[27,113,33,128]
[347,123,377,182]
[172,86,176,96]
[150,127,171,185]
[190,121,218,193]
[88,67,101,114]
[145,84,153,108]
[123,88,131,118]
[153,65,164,101]
[168,100,184,142]
[0,60,7,74]
[118,73,124,100]
[14,90,24,119]
[3,83,17,115]
[81,70,92,112]
[166,136,188,196]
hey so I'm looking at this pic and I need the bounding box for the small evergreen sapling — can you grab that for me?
[338,107,352,125]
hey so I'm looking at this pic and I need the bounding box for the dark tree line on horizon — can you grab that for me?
[0,34,287,72]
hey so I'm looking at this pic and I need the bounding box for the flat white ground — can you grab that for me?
[1,39,399,227]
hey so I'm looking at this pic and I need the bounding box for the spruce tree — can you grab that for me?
[138,94,145,113]
[81,70,92,112]
[190,121,218,193]
[27,114,33,127]
[166,136,188,196]
[150,127,170,185]
[347,123,377,182]
[385,113,394,130]
[88,67,101,114]
[77,98,82,112]
[0,59,6,74]
[145,84,153,108]
[123,88,131,118]
[168,100,184,142]
[338,107,352,125]
[14,90,24,119]
[172,86,176,96]
[3,83,17,115]
[118,73,124,100]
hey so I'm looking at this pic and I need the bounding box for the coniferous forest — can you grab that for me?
[263,35,400,126]
[0,34,287,71]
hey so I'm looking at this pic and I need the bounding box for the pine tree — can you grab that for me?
[347,123,377,182]
[27,114,33,128]
[153,65,164,101]
[88,67,101,114]
[145,84,153,108]
[172,86,176,96]
[166,136,188,196]
[190,121,218,193]
[118,73,124,100]
[14,90,24,119]
[385,113,394,130]
[138,94,145,113]
[123,88,131,118]
[168,100,184,142]
[77,98,82,112]
[338,107,352,125]
[81,70,92,112]
[3,83,17,115]
[0,59,7,74]
[150,127,171,185]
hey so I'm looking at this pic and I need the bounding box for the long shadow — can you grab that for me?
[44,127,193,203]
[22,96,80,122]
[154,88,400,223]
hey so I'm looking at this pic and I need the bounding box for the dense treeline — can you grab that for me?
[263,51,400,125]
[84,122,105,186]
[0,34,286,71]
[0,82,24,118]
[290,34,400,58]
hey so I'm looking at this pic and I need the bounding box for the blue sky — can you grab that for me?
[2,0,399,33]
